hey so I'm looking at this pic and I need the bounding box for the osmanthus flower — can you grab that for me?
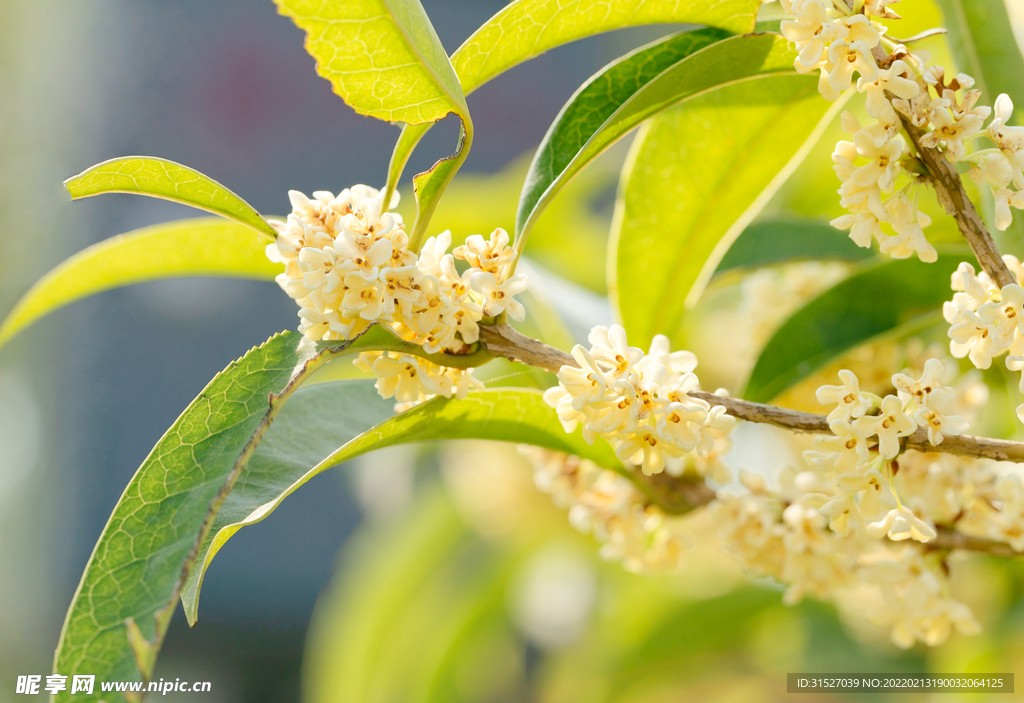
[380,265,422,318]
[836,468,897,524]
[519,447,692,572]
[545,324,735,476]
[826,38,879,94]
[891,358,968,444]
[614,425,686,476]
[948,309,997,369]
[355,351,483,412]
[852,394,916,459]
[978,283,1024,349]
[367,352,437,404]
[780,0,837,71]
[863,0,901,19]
[469,270,529,320]
[941,261,1024,370]
[804,418,871,474]
[879,192,936,263]
[454,228,517,275]
[859,59,919,123]
[919,89,990,162]
[560,345,613,412]
[812,491,861,536]
[415,230,452,277]
[867,504,937,542]
[988,94,1024,180]
[850,128,903,191]
[588,324,645,373]
[815,368,873,422]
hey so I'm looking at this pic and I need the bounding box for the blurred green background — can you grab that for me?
[4,1,1024,702]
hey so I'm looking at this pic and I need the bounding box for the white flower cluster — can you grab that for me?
[543,325,735,476]
[353,351,482,412]
[942,257,1024,419]
[536,341,1024,647]
[715,413,1024,649]
[805,363,967,543]
[780,0,1024,258]
[710,474,981,648]
[266,185,528,409]
[519,446,691,572]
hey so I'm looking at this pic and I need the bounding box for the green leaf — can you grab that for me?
[385,0,762,197]
[274,0,468,126]
[517,31,798,246]
[743,252,966,403]
[408,124,473,249]
[612,66,848,348]
[179,380,394,625]
[934,0,1024,113]
[181,386,626,624]
[714,219,874,274]
[64,157,278,239]
[51,326,488,702]
[0,218,280,350]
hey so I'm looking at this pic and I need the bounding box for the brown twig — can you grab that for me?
[478,324,1024,463]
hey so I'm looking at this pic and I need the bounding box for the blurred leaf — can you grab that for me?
[305,486,529,703]
[64,157,277,239]
[714,219,873,274]
[935,0,1024,113]
[744,252,966,403]
[386,0,761,194]
[52,326,491,701]
[517,28,736,243]
[274,0,467,126]
[613,67,846,348]
[0,218,280,349]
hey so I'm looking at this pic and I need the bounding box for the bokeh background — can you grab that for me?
[3,1,1024,702]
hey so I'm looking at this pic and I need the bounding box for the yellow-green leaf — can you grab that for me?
[0,218,281,350]
[65,157,277,238]
[275,0,468,125]
[612,68,847,348]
